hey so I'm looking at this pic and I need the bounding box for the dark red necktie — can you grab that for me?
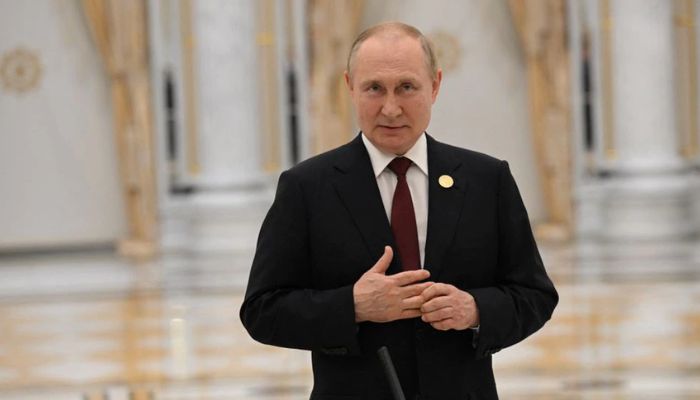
[388,157,421,270]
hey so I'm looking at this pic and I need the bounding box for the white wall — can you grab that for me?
[0,0,124,249]
[361,0,545,221]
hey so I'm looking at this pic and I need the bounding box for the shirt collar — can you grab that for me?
[361,132,428,178]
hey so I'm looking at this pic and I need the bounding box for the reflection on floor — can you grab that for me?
[0,239,699,399]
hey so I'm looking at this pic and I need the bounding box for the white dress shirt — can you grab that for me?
[361,133,428,267]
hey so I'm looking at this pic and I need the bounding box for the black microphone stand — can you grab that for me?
[377,346,406,400]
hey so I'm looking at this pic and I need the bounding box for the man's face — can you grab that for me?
[345,34,442,155]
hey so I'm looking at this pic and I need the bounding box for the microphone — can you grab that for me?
[377,346,406,400]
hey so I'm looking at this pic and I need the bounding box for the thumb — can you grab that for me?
[368,246,393,274]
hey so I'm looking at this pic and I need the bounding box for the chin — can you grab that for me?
[365,128,415,154]
[379,140,410,155]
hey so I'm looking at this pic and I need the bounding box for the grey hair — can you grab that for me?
[346,21,438,80]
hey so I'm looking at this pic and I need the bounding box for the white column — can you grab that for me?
[151,0,278,255]
[576,0,700,240]
[193,0,263,188]
[611,0,680,173]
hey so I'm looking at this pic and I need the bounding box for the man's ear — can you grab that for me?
[431,68,443,103]
[344,70,353,93]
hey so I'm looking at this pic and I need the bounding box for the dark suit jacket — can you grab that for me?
[240,134,558,400]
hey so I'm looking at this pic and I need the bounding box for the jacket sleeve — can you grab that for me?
[468,161,558,359]
[239,170,362,355]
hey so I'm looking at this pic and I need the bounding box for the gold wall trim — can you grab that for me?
[180,0,200,174]
[600,0,616,160]
[257,0,282,173]
[685,0,698,158]
[507,0,574,240]
[674,0,698,159]
[82,0,159,258]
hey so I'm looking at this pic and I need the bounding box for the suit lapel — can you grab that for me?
[424,135,466,279]
[332,135,400,273]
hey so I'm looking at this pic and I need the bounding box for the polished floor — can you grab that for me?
[0,239,699,399]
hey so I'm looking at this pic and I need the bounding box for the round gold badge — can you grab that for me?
[439,175,454,188]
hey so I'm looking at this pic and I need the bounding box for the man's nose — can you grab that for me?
[381,94,402,119]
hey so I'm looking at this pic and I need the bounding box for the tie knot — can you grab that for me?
[388,157,412,176]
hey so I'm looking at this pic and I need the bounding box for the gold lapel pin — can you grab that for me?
[438,175,454,188]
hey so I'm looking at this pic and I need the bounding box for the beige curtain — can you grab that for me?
[308,0,365,154]
[509,0,573,240]
[82,0,158,257]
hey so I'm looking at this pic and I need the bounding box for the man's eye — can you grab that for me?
[401,84,414,91]
[369,85,381,92]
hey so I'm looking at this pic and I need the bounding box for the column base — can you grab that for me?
[576,171,700,241]
[160,184,274,255]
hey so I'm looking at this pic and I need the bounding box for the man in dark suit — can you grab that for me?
[240,21,558,400]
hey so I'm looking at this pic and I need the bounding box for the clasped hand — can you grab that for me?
[353,246,479,330]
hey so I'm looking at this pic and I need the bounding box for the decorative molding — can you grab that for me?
[673,0,698,159]
[180,0,201,175]
[507,0,574,240]
[308,0,365,155]
[0,47,42,94]
[257,0,282,173]
[690,0,699,158]
[600,0,616,160]
[81,0,158,258]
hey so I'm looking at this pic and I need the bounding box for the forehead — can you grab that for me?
[352,35,431,80]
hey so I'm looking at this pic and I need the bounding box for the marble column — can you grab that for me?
[575,0,700,240]
[611,0,679,173]
[150,0,283,255]
[193,0,263,188]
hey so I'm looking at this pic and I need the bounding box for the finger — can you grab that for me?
[392,269,431,286]
[430,319,455,331]
[368,246,393,274]
[421,282,453,301]
[421,307,454,323]
[398,308,423,320]
[421,296,452,313]
[400,281,434,298]
[401,294,427,309]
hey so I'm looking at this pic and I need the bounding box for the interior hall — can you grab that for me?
[1,0,699,399]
